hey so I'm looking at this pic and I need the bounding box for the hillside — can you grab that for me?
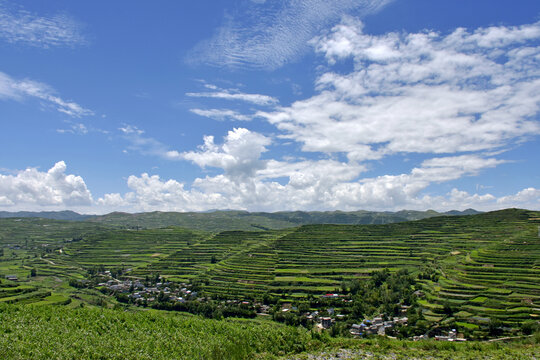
[132,209,540,328]
[0,304,538,360]
[0,208,538,340]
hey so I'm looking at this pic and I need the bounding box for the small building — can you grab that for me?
[322,293,339,298]
[321,317,333,329]
[350,323,365,336]
[435,329,458,341]
[5,275,17,281]
[327,307,335,315]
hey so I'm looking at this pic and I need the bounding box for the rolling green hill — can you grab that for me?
[0,208,481,232]
[0,208,538,337]
[85,209,481,231]
[0,210,92,221]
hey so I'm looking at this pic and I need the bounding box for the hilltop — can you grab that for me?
[0,208,482,232]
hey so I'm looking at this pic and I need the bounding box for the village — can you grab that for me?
[94,270,198,304]
[92,271,464,342]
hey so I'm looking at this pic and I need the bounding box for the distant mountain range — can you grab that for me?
[0,210,92,221]
[0,208,482,232]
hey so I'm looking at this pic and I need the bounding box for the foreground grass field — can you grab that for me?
[0,304,538,360]
[0,304,310,360]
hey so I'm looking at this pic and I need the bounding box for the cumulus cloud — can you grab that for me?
[0,161,93,210]
[5,19,540,213]
[116,124,512,212]
[497,188,540,207]
[0,2,86,48]
[260,19,540,159]
[187,0,393,69]
[0,71,93,117]
[97,160,538,213]
[97,173,229,212]
[106,20,540,213]
[182,128,271,179]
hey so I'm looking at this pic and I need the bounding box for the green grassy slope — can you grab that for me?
[0,304,538,360]
[0,208,538,330]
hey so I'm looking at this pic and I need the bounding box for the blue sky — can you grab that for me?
[0,0,539,213]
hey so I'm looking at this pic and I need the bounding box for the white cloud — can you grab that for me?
[260,19,540,159]
[0,71,93,117]
[1,157,534,214]
[5,18,540,213]
[119,125,183,161]
[96,157,538,213]
[111,20,540,213]
[57,121,108,135]
[0,161,93,210]
[186,88,278,106]
[0,3,86,48]
[326,155,504,210]
[135,126,507,211]
[187,0,393,69]
[497,187,540,207]
[97,174,229,213]
[182,128,271,179]
[57,122,88,135]
[190,108,253,121]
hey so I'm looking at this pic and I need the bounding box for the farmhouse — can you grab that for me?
[321,317,333,328]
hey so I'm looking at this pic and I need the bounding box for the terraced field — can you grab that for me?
[0,209,538,330]
[140,209,540,329]
[65,227,207,269]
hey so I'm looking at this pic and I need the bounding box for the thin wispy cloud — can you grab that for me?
[187,0,393,69]
[56,120,108,135]
[0,71,93,117]
[190,108,253,121]
[0,2,86,48]
[56,123,88,135]
[186,87,278,106]
[119,125,183,161]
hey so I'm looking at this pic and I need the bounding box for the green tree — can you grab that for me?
[521,320,539,335]
[488,318,503,336]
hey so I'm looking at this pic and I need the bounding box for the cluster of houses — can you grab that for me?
[98,276,197,304]
[350,315,409,336]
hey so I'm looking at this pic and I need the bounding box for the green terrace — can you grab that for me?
[0,208,538,333]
